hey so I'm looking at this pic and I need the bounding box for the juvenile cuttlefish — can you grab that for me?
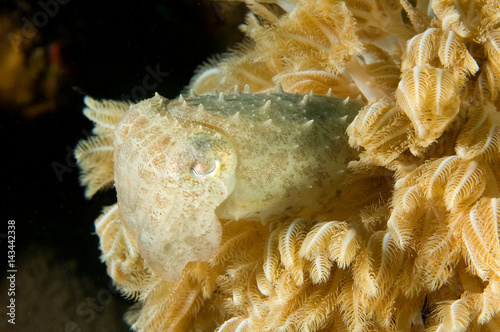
[113,88,364,281]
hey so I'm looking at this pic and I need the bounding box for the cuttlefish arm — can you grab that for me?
[113,95,237,281]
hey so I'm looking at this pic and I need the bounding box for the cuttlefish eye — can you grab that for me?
[189,157,220,179]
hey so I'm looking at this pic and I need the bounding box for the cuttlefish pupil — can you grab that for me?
[190,157,220,179]
[113,91,364,281]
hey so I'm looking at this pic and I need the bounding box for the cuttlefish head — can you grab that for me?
[113,94,237,281]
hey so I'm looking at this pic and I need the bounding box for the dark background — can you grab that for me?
[0,0,245,330]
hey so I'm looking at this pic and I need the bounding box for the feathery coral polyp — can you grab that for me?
[75,0,500,331]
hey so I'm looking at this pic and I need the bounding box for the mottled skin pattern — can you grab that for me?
[113,91,364,281]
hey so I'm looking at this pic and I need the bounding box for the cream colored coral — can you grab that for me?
[75,0,500,331]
